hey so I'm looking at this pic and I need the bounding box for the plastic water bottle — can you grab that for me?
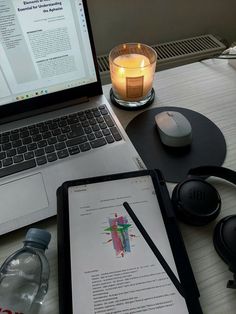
[0,228,51,314]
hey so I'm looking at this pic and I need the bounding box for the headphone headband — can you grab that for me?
[188,166,236,185]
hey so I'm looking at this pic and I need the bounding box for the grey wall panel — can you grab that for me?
[87,0,236,55]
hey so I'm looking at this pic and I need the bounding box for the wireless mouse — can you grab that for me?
[155,111,192,147]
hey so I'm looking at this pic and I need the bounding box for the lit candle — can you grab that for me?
[110,53,156,101]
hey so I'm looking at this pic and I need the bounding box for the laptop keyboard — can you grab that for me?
[0,105,122,178]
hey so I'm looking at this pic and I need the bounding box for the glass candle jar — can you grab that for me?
[109,43,157,110]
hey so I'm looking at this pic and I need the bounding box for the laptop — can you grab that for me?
[0,0,144,235]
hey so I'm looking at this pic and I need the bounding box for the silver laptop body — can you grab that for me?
[0,0,144,235]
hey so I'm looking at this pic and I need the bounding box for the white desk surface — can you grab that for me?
[0,59,236,314]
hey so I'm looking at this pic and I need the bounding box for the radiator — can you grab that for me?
[97,34,226,84]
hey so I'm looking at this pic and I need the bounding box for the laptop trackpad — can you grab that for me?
[0,173,48,224]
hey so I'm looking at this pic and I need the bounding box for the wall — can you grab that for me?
[87,0,236,55]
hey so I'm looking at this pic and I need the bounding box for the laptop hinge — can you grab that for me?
[0,97,89,125]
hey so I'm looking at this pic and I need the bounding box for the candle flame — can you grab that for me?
[140,59,145,68]
[119,67,125,77]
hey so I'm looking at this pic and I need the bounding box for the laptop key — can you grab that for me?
[99,122,107,129]
[27,143,37,151]
[90,138,106,148]
[47,153,57,162]
[57,134,67,142]
[57,149,69,159]
[30,128,39,135]
[89,118,97,125]
[106,135,115,144]
[95,131,103,138]
[61,126,70,133]
[85,111,93,119]
[69,124,84,137]
[78,115,86,122]
[66,135,87,147]
[0,159,36,178]
[68,146,80,155]
[79,142,91,152]
[48,122,58,130]
[22,137,32,145]
[58,120,67,127]
[25,152,34,160]
[12,139,22,148]
[47,137,57,145]
[36,156,47,165]
[92,124,99,132]
[96,116,104,123]
[87,133,95,141]
[102,129,111,136]
[39,124,48,132]
[113,133,122,141]
[93,111,101,118]
[45,145,55,154]
[67,116,79,124]
[110,127,122,141]
[100,108,108,115]
[98,105,105,110]
[10,133,19,141]
[1,131,10,136]
[55,142,66,151]
[28,124,36,129]
[2,142,12,150]
[13,155,24,163]
[3,158,13,167]
[32,134,42,142]
[20,130,29,138]
[104,116,114,127]
[84,126,92,134]
[38,140,47,148]
[11,129,19,134]
[82,120,89,127]
[1,136,10,144]
[17,146,27,154]
[52,128,61,136]
[35,148,45,157]
[7,149,17,157]
[42,131,52,139]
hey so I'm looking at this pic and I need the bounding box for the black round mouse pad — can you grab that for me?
[126,107,226,183]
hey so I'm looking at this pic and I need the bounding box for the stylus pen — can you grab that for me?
[123,201,185,298]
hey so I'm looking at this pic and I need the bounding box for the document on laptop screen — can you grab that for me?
[68,175,189,313]
[0,0,97,106]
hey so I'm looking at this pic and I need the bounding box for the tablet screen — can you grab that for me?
[68,175,189,313]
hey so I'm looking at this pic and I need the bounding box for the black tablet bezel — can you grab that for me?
[57,169,202,314]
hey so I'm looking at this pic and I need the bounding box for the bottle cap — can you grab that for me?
[25,228,51,249]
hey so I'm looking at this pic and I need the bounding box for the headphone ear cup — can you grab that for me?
[213,215,236,273]
[172,178,221,226]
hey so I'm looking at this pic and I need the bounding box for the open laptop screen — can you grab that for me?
[0,0,102,121]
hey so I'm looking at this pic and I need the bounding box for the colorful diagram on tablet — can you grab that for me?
[104,213,136,257]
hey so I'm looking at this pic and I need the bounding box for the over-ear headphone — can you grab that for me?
[171,165,236,289]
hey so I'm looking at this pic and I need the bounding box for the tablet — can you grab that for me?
[57,169,202,314]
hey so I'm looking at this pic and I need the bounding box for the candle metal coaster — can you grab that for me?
[110,87,155,110]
